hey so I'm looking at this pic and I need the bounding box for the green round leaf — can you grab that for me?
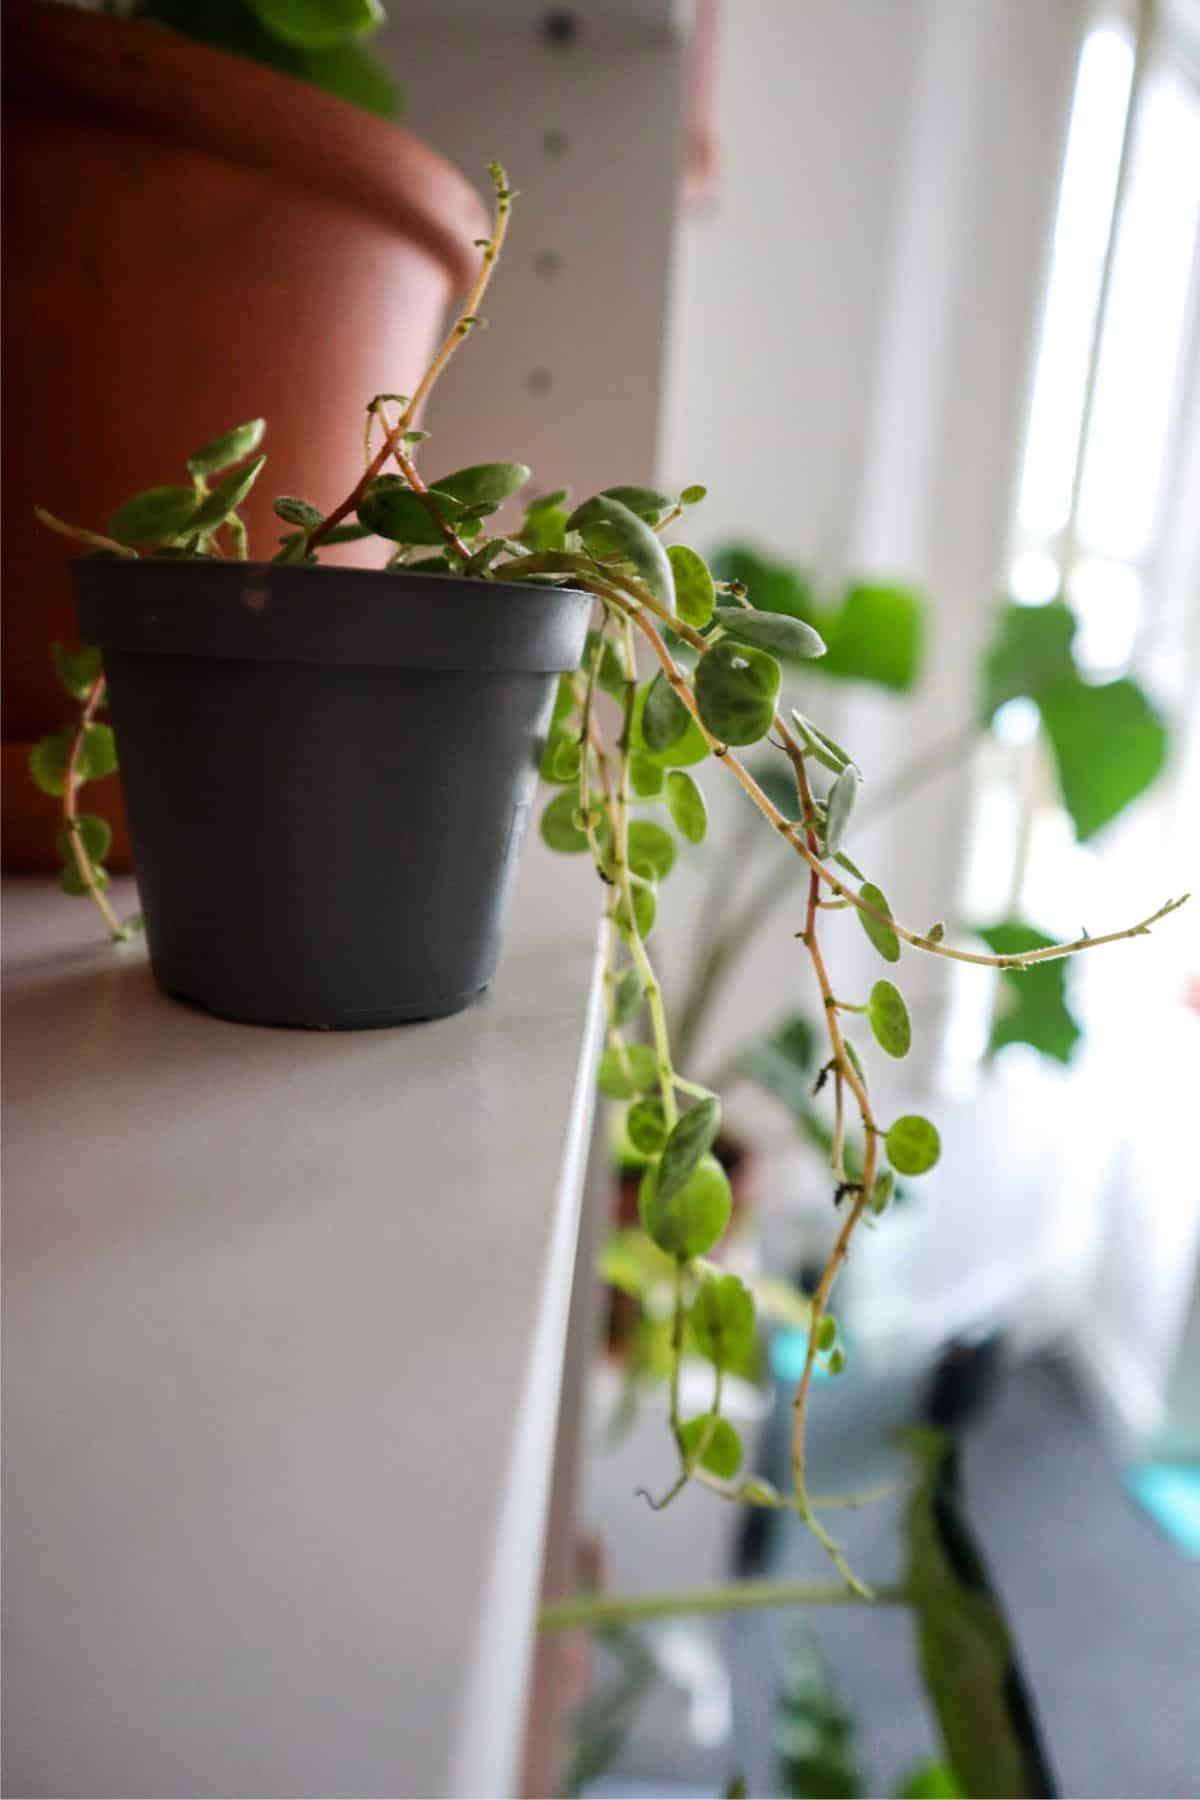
[822,763,860,856]
[433,462,531,512]
[690,1272,755,1369]
[186,418,265,476]
[639,674,691,754]
[549,738,582,782]
[857,882,901,963]
[598,484,671,521]
[695,640,780,746]
[869,1170,895,1216]
[656,1096,721,1202]
[540,788,595,853]
[613,965,645,1027]
[714,605,826,659]
[817,1315,838,1352]
[246,0,384,51]
[630,754,665,798]
[680,484,707,506]
[29,728,75,797]
[51,643,103,701]
[56,813,112,866]
[639,1151,732,1258]
[627,820,677,882]
[189,455,266,535]
[886,1114,941,1176]
[868,979,912,1058]
[274,495,324,527]
[357,475,465,544]
[597,1043,659,1100]
[60,860,110,897]
[108,485,199,547]
[567,494,676,614]
[617,878,657,942]
[627,1097,668,1154]
[665,770,707,843]
[826,1346,847,1376]
[633,682,710,767]
[77,723,117,783]
[37,723,118,794]
[668,544,715,628]
[679,1414,743,1478]
[539,728,576,784]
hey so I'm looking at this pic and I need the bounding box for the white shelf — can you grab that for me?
[2,843,603,1799]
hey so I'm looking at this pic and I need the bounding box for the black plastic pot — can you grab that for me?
[75,560,590,1028]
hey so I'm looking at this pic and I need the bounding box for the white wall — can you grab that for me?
[655,0,1085,1091]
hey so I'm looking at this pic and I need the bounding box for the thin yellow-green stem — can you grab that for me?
[62,676,128,941]
[622,607,1185,972]
[539,1579,906,1633]
[398,165,512,435]
[33,508,136,560]
[613,617,677,1131]
[307,165,511,553]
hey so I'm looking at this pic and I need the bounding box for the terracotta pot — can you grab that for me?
[2,2,488,869]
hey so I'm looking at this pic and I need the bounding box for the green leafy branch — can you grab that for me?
[33,162,1186,1594]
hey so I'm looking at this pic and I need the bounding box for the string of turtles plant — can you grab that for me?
[33,161,1187,1594]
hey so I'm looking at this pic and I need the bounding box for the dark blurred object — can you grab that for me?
[563,1619,656,1797]
[902,1427,1058,1799]
[922,1328,1007,1434]
[775,1630,866,1799]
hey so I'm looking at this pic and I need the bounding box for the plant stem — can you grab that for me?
[389,437,473,563]
[625,611,1186,973]
[400,164,513,436]
[307,164,512,553]
[33,508,135,560]
[63,677,128,942]
[614,618,678,1132]
[539,1579,907,1633]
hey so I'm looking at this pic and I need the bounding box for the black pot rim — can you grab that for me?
[73,559,592,674]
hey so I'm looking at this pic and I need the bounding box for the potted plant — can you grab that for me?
[34,164,1186,1587]
[3,0,487,869]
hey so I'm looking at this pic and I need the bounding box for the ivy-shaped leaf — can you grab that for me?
[976,921,1082,1064]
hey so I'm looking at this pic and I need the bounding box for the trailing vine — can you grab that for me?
[33,161,1187,1593]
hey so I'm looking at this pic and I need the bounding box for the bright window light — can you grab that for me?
[1016,26,1135,544]
[1067,556,1143,673]
[1076,60,1200,560]
[1010,548,1063,604]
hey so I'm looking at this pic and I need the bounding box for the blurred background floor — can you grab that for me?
[584,1352,1200,1799]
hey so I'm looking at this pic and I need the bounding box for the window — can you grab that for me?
[948,0,1200,1078]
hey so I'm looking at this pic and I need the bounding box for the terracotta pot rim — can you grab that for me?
[5,1,490,291]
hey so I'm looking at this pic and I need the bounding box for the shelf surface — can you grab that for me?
[2,844,603,1799]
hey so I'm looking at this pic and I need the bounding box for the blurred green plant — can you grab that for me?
[677,547,1170,1093]
[104,0,399,115]
[551,1429,1052,1800]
